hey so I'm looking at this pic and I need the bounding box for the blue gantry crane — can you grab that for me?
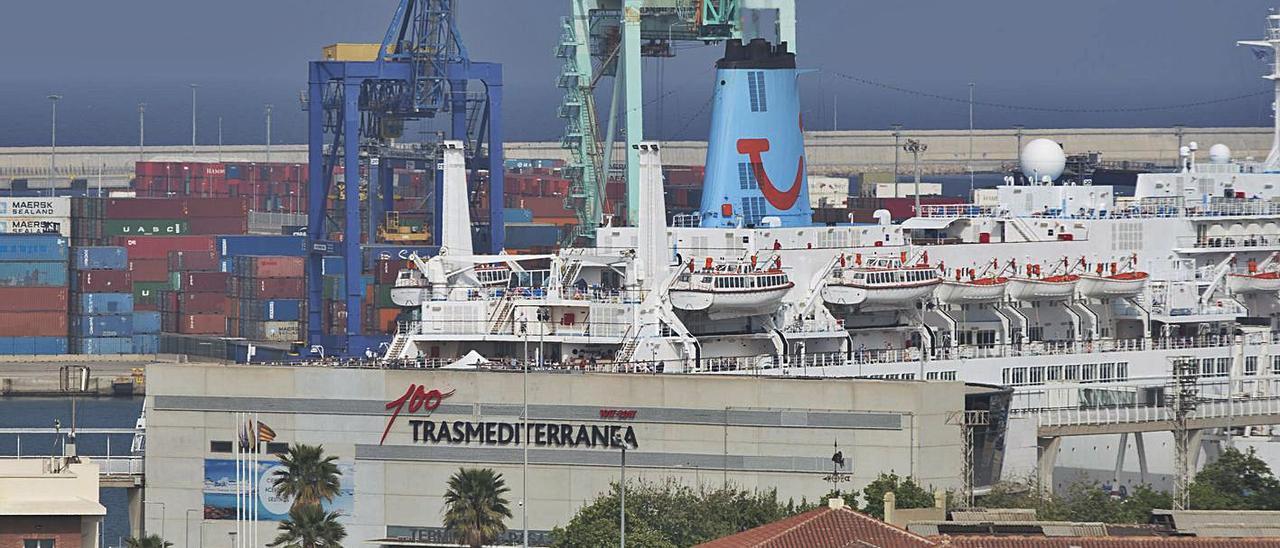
[304,0,504,358]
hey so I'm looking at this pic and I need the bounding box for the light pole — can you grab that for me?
[904,139,928,217]
[890,123,903,186]
[144,500,166,541]
[265,104,273,164]
[613,433,627,548]
[48,94,61,197]
[520,320,529,548]
[190,84,199,156]
[1173,124,1186,163]
[217,116,224,163]
[227,531,236,548]
[138,103,146,162]
[968,82,975,197]
[1013,124,1025,174]
[186,508,200,548]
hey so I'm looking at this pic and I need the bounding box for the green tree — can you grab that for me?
[551,480,796,547]
[272,444,342,509]
[442,468,513,548]
[1189,447,1280,510]
[858,473,934,520]
[125,535,172,548]
[268,504,347,548]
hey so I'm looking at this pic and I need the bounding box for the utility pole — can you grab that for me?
[904,139,927,217]
[48,95,61,197]
[1013,124,1025,174]
[190,84,199,156]
[1170,355,1200,510]
[265,104,274,164]
[968,82,975,198]
[218,117,224,163]
[138,103,146,162]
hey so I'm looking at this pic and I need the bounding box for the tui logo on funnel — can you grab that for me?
[737,138,805,210]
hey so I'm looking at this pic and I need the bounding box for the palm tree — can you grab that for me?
[272,443,342,509]
[442,468,513,548]
[124,535,172,548]
[268,504,347,548]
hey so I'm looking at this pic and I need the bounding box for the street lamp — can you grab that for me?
[190,83,199,155]
[903,139,928,217]
[144,500,166,541]
[138,103,146,163]
[227,531,236,548]
[890,123,904,186]
[266,104,274,164]
[520,319,529,548]
[1013,124,1025,173]
[612,432,627,548]
[48,94,61,197]
[185,508,201,548]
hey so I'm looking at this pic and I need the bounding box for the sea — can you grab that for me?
[0,396,144,548]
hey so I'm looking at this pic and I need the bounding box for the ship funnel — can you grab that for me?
[698,39,813,228]
[439,141,472,255]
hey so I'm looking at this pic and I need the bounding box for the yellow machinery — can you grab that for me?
[378,211,431,243]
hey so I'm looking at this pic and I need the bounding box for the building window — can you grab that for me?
[267,442,289,455]
[210,441,233,453]
[1272,355,1280,375]
[1217,357,1231,377]
[25,540,56,548]
[1117,362,1128,381]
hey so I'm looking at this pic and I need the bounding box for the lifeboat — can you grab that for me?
[1227,271,1280,294]
[935,277,1009,304]
[669,260,793,320]
[1007,274,1080,301]
[1078,271,1149,298]
[822,255,940,308]
[390,262,511,307]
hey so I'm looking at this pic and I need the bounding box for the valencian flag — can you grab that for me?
[257,421,277,444]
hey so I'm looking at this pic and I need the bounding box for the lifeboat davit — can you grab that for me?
[1227,271,1280,294]
[669,267,793,320]
[822,265,940,308]
[1007,274,1080,301]
[1078,271,1149,298]
[935,277,1009,304]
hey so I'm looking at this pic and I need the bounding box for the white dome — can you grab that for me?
[1020,138,1066,182]
[1209,144,1231,164]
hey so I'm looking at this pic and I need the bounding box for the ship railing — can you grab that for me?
[1032,394,1280,430]
[917,204,999,218]
[1175,234,1280,249]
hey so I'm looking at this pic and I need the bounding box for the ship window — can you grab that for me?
[1082,364,1097,382]
[1117,362,1128,380]
[1272,355,1280,375]
[737,162,759,190]
[1001,368,1010,385]
[1201,358,1214,376]
[1047,365,1063,381]
[1246,356,1258,376]
[1065,365,1080,381]
[1011,367,1027,385]
[747,71,768,112]
[1217,357,1231,377]
[1100,362,1115,381]
[741,196,767,225]
[1029,367,1044,384]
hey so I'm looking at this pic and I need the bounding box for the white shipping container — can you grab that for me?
[0,197,71,218]
[0,217,72,236]
[875,182,942,198]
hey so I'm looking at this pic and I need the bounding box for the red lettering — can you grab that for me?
[381,384,455,445]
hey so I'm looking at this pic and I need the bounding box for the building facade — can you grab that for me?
[0,458,105,548]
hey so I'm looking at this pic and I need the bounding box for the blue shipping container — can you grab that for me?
[71,246,128,270]
[71,314,133,338]
[74,337,132,355]
[77,293,134,315]
[217,235,305,257]
[321,256,343,276]
[504,208,534,223]
[361,245,439,270]
[504,223,561,249]
[219,258,234,273]
[243,299,302,321]
[132,311,162,334]
[0,234,68,262]
[0,262,68,287]
[131,334,159,354]
[0,336,67,355]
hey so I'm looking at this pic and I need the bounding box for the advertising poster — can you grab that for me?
[203,458,355,521]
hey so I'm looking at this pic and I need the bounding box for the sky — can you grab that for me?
[1,0,1277,146]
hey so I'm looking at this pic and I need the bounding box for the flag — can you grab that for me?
[257,421,277,443]
[1253,46,1271,61]
[237,418,251,450]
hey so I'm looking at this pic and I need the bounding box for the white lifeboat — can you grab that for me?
[1078,271,1149,298]
[1227,271,1280,294]
[822,255,940,308]
[936,277,1009,304]
[669,260,793,320]
[1007,274,1080,301]
[390,268,431,307]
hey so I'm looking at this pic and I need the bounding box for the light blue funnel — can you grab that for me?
[698,38,812,228]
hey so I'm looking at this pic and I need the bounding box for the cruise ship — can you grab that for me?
[382,14,1280,490]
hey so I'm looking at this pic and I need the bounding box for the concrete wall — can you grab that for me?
[2,127,1270,185]
[144,363,967,547]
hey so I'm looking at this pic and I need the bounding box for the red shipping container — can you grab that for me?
[178,292,229,314]
[242,278,305,299]
[77,270,133,293]
[117,235,216,259]
[0,312,68,337]
[180,271,230,292]
[241,256,304,278]
[168,250,220,272]
[128,259,169,282]
[0,287,68,312]
[107,198,187,219]
[186,197,248,218]
[374,259,402,284]
[179,314,226,335]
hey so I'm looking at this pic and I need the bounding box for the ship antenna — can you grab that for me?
[1239,11,1280,171]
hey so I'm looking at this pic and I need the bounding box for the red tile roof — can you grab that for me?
[695,503,937,548]
[937,537,1280,548]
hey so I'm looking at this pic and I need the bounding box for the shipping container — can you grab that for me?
[0,287,68,312]
[103,219,189,236]
[131,333,159,354]
[179,314,227,335]
[75,293,134,315]
[186,197,249,218]
[504,208,534,223]
[0,336,68,355]
[71,246,127,270]
[117,235,216,259]
[177,271,230,292]
[188,216,248,235]
[0,312,68,337]
[132,311,162,334]
[0,217,71,236]
[239,299,302,321]
[241,320,300,342]
[132,281,169,309]
[168,250,220,272]
[177,292,229,315]
[216,235,305,257]
[235,278,305,299]
[73,337,133,355]
[234,256,304,278]
[0,234,69,262]
[128,258,169,282]
[505,223,562,249]
[0,197,71,217]
[70,314,133,338]
[106,198,187,219]
[0,262,68,287]
[75,270,132,293]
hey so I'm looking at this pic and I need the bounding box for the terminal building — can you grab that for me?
[142,363,1008,546]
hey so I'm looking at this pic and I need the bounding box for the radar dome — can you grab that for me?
[1209,144,1231,164]
[1020,138,1066,182]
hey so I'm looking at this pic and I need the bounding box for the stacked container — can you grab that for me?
[0,235,69,354]
[230,256,305,342]
[70,197,107,247]
[162,270,230,336]
[106,197,248,236]
[0,197,71,237]
[70,246,134,354]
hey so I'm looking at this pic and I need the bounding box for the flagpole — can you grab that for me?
[234,412,242,548]
[253,413,259,548]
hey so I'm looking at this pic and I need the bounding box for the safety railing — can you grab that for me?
[1035,396,1280,430]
